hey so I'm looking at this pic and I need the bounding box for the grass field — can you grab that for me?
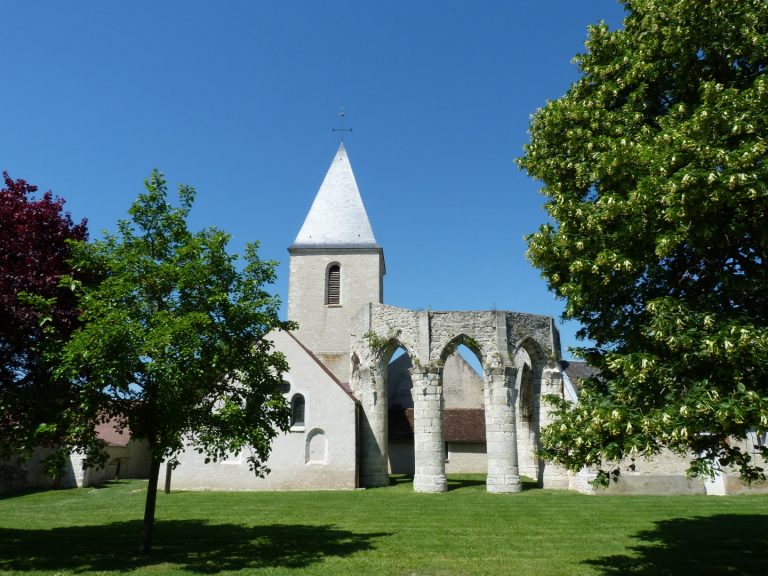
[1,475,766,575]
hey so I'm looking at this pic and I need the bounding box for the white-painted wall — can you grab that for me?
[78,440,151,487]
[159,330,358,491]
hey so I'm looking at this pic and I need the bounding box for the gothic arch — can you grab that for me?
[376,338,417,374]
[512,336,549,369]
[511,336,562,485]
[438,334,486,370]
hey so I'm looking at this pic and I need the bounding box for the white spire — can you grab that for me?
[291,143,378,248]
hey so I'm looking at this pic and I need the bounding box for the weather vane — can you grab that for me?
[332,106,352,142]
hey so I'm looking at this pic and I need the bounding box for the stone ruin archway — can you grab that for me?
[349,304,565,493]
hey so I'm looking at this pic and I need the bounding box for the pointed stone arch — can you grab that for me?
[512,336,550,368]
[511,341,541,481]
[438,333,486,369]
[377,337,417,374]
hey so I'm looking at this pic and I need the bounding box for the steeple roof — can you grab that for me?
[291,143,379,249]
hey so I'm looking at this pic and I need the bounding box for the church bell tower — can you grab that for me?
[287,143,385,382]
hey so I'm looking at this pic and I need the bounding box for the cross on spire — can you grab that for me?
[332,106,352,142]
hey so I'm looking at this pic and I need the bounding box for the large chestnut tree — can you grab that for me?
[518,0,768,484]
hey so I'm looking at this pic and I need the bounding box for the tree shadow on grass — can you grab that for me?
[446,476,487,491]
[389,473,414,487]
[388,474,539,492]
[585,514,768,576]
[0,520,390,573]
[0,480,133,500]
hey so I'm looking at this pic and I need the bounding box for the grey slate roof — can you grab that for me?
[290,143,379,249]
[561,360,600,393]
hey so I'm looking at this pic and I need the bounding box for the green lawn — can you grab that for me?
[0,475,766,575]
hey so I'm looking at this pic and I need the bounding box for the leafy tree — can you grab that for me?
[0,172,98,475]
[518,0,768,485]
[58,171,292,554]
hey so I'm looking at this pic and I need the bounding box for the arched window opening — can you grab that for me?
[442,343,485,409]
[291,394,305,428]
[327,264,341,305]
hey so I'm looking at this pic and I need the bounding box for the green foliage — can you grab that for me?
[363,330,391,353]
[0,173,96,478]
[518,0,768,483]
[57,170,292,550]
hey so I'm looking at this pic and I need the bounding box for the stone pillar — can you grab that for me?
[411,367,447,493]
[538,366,570,489]
[357,361,389,487]
[484,366,522,493]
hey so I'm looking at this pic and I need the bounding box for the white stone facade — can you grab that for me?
[159,330,357,491]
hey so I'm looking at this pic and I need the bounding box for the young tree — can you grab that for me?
[518,0,768,484]
[0,172,99,475]
[58,171,292,554]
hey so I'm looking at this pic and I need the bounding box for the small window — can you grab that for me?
[291,394,305,428]
[327,264,340,305]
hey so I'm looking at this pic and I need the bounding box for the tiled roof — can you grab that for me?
[95,419,131,447]
[444,409,486,442]
[388,408,486,443]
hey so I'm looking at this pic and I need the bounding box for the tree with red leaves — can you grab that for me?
[0,172,100,478]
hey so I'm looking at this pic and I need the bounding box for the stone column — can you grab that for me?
[357,361,389,487]
[484,366,522,493]
[538,365,570,489]
[411,367,447,493]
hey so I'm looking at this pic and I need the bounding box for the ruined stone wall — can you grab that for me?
[350,304,566,492]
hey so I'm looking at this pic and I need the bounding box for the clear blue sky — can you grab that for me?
[2,1,627,359]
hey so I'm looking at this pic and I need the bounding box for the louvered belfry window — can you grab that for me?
[327,264,341,305]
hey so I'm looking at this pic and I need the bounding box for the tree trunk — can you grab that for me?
[139,454,162,555]
[164,462,172,494]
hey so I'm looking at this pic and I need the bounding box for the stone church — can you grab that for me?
[161,143,576,493]
[157,144,765,495]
